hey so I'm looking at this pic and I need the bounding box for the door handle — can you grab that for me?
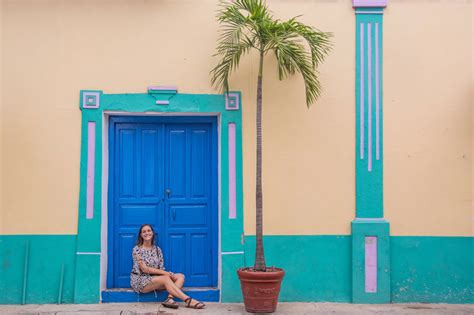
[165,189,172,198]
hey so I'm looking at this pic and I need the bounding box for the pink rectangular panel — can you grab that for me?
[86,122,96,219]
[365,236,377,293]
[228,123,236,219]
[353,0,388,7]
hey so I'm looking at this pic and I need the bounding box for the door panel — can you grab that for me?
[109,117,217,288]
[119,204,159,227]
[141,129,159,198]
[190,129,209,198]
[168,234,187,273]
[168,128,186,199]
[191,233,208,275]
[116,229,139,286]
[119,129,136,198]
[168,205,207,227]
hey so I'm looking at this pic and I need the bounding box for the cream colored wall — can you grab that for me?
[240,1,355,235]
[384,0,472,236]
[1,0,221,234]
[0,0,355,235]
[0,0,471,236]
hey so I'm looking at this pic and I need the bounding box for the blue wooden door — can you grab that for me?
[108,116,217,289]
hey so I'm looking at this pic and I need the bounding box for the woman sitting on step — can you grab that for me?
[130,223,205,309]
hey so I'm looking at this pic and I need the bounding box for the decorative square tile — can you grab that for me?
[83,92,100,109]
[225,93,239,111]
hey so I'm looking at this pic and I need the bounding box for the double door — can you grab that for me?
[107,116,217,288]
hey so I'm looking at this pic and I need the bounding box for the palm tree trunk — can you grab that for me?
[254,50,266,272]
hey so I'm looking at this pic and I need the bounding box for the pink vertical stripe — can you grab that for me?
[367,23,372,172]
[365,236,378,293]
[360,23,364,160]
[228,123,236,219]
[375,23,380,161]
[86,122,96,219]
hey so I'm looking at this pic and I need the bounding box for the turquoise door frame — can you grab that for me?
[75,87,244,303]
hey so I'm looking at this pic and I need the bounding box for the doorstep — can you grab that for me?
[101,288,219,303]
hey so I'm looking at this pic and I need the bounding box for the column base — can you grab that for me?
[352,218,390,303]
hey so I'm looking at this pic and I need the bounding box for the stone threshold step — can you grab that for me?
[101,288,219,303]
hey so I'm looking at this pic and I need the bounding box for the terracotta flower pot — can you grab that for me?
[237,267,285,313]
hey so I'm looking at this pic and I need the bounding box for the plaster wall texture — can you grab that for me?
[0,0,472,236]
[383,0,472,236]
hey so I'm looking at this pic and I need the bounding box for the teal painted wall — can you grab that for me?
[237,235,473,303]
[0,235,77,304]
[221,254,245,303]
[1,235,472,304]
[391,236,474,304]
[244,235,352,302]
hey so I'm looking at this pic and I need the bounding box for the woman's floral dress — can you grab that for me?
[130,245,165,292]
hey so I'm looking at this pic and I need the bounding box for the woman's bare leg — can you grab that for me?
[165,274,185,304]
[142,275,204,307]
[167,273,185,303]
[172,273,205,307]
[173,273,185,289]
[141,276,188,301]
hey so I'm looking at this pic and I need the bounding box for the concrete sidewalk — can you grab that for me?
[1,302,473,315]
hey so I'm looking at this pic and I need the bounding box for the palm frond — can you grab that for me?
[272,37,321,106]
[212,0,332,103]
[210,41,253,93]
[287,20,333,68]
[260,16,332,106]
[211,0,271,93]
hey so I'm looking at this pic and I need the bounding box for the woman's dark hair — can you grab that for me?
[136,224,156,246]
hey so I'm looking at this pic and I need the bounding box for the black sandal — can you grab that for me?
[185,297,205,309]
[162,295,179,309]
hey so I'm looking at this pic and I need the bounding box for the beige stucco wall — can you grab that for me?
[384,0,472,236]
[240,1,355,235]
[0,0,471,236]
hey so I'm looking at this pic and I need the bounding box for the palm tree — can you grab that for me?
[211,0,332,272]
